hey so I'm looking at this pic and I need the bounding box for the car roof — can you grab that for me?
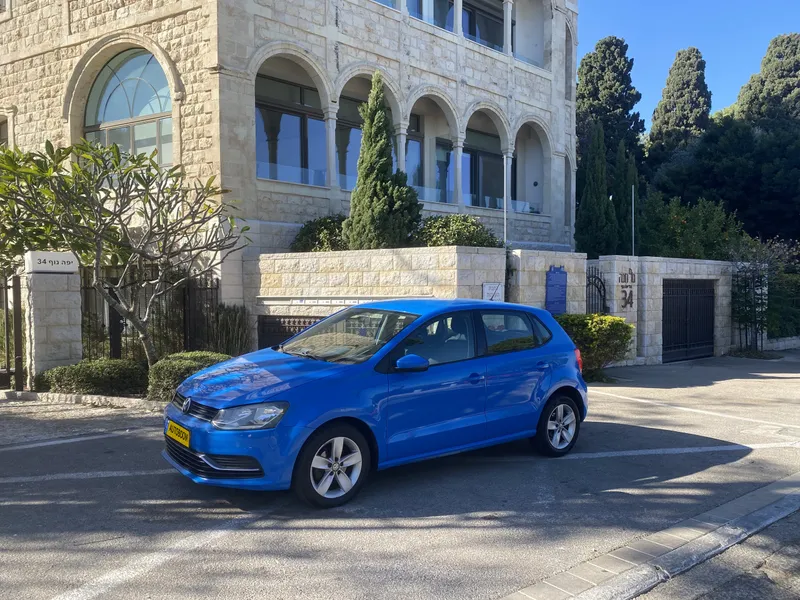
[356,298,549,318]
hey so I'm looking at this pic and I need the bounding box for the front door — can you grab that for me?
[385,311,487,461]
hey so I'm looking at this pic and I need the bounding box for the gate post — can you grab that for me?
[23,252,83,389]
[598,256,640,362]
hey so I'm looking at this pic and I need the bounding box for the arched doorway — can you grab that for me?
[512,121,551,214]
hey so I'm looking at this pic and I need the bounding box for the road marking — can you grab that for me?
[592,390,800,430]
[1,469,175,485]
[0,430,157,452]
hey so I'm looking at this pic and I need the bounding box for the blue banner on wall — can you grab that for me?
[545,266,568,315]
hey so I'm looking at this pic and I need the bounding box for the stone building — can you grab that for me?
[0,0,578,306]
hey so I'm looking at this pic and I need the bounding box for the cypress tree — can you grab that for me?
[577,36,645,198]
[649,47,712,161]
[342,72,421,250]
[575,122,618,258]
[612,141,638,255]
[737,34,800,121]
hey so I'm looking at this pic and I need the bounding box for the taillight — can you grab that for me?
[574,348,583,373]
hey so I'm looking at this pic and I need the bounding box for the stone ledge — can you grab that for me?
[0,391,167,413]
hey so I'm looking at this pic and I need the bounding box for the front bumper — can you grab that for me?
[161,403,309,491]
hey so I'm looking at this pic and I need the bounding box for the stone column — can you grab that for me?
[324,108,339,189]
[24,270,83,388]
[395,124,407,173]
[598,256,640,362]
[454,0,463,35]
[453,139,464,206]
[503,0,513,56]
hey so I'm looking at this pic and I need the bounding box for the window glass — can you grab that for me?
[408,0,422,19]
[478,153,504,209]
[409,114,422,133]
[466,129,501,154]
[256,107,302,183]
[0,120,9,147]
[406,138,423,187]
[434,0,454,30]
[398,313,475,366]
[107,126,131,153]
[255,78,302,106]
[159,118,173,165]
[435,141,452,203]
[338,98,364,125]
[306,117,327,186]
[336,125,362,190]
[133,121,158,157]
[462,151,474,205]
[480,312,537,355]
[530,316,553,346]
[304,88,322,110]
[475,12,503,51]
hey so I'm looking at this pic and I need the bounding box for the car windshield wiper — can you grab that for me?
[280,347,325,361]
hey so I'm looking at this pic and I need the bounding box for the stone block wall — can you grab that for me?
[254,246,506,318]
[597,256,640,361]
[507,249,586,314]
[22,272,83,386]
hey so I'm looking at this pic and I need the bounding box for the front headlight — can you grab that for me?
[211,402,288,430]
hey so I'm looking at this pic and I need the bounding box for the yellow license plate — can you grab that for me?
[166,420,190,448]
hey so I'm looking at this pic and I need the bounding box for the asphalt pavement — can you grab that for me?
[1,352,799,600]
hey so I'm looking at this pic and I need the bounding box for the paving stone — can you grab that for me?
[609,546,654,566]
[646,531,689,550]
[515,582,572,600]
[544,571,594,595]
[627,538,673,558]
[588,553,636,575]
[660,525,705,542]
[567,562,616,586]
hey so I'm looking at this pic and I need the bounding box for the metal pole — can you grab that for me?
[3,272,10,373]
[631,184,635,257]
[12,276,23,391]
[503,153,509,246]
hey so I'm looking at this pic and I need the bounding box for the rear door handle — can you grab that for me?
[467,373,485,384]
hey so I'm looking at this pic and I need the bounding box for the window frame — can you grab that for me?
[476,309,552,357]
[0,119,8,148]
[387,310,481,371]
[464,128,504,209]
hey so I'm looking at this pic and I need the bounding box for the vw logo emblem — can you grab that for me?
[182,398,192,414]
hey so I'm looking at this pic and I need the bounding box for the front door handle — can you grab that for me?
[467,373,485,384]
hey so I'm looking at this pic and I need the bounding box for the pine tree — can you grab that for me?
[576,36,645,198]
[737,34,800,121]
[649,47,712,162]
[342,72,421,250]
[612,142,638,255]
[575,122,618,258]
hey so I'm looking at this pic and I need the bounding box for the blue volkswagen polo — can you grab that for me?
[162,299,587,507]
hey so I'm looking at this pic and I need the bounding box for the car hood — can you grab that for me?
[177,349,347,407]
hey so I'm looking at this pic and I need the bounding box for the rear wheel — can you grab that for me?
[293,423,371,508]
[533,395,581,457]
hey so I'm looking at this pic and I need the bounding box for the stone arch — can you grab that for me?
[406,84,461,140]
[334,63,403,123]
[463,100,512,152]
[246,41,334,111]
[62,32,184,160]
[512,114,555,215]
[512,113,554,155]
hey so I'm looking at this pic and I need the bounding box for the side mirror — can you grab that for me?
[395,354,430,373]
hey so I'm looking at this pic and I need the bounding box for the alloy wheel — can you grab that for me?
[547,403,577,450]
[309,436,363,499]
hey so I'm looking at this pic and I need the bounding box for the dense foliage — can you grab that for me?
[555,314,634,378]
[737,34,800,121]
[147,351,231,402]
[38,359,147,396]
[414,215,501,248]
[290,215,347,252]
[611,141,639,255]
[211,304,253,357]
[575,122,617,258]
[342,72,421,250]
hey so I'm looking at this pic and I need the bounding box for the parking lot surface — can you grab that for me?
[1,353,799,600]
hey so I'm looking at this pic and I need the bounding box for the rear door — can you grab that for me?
[478,310,554,440]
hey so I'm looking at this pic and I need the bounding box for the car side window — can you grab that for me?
[530,315,553,346]
[396,312,476,366]
[480,311,540,355]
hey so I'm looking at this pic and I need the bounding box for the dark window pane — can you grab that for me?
[409,114,422,133]
[107,126,131,153]
[336,125,362,190]
[466,129,501,154]
[475,12,503,51]
[481,312,537,355]
[398,313,475,366]
[478,153,504,209]
[407,0,422,19]
[304,88,321,110]
[462,151,474,205]
[463,7,474,37]
[434,0,454,31]
[530,316,553,346]
[307,117,327,186]
[406,138,423,187]
[338,98,364,125]
[435,142,452,203]
[255,78,302,106]
[256,107,302,183]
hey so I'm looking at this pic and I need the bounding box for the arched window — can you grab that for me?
[84,49,173,165]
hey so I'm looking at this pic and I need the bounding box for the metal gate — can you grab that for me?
[1,274,23,391]
[258,316,320,349]
[586,266,609,314]
[662,280,715,363]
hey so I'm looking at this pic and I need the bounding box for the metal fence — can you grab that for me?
[81,268,220,361]
[586,266,608,314]
[1,274,23,390]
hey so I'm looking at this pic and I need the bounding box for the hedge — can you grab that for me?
[38,359,147,396]
[147,351,231,402]
[555,314,634,377]
[414,214,502,248]
[290,215,347,252]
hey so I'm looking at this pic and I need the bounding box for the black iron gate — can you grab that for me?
[586,266,609,314]
[662,279,715,363]
[258,316,320,349]
[1,274,23,391]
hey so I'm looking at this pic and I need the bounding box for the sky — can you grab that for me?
[577,0,800,129]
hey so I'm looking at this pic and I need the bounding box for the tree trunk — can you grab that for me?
[138,329,160,367]
[92,281,160,366]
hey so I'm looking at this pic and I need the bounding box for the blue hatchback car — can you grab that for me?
[163,299,588,507]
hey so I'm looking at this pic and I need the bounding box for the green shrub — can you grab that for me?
[40,359,147,396]
[290,215,346,252]
[555,314,634,378]
[414,214,502,248]
[147,351,231,402]
[211,304,253,356]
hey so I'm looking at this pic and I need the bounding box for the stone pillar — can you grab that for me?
[503,0,513,56]
[395,124,407,173]
[324,108,338,189]
[453,139,464,205]
[454,0,463,35]
[24,271,83,388]
[599,256,640,362]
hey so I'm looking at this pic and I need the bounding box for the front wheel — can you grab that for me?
[533,396,581,457]
[293,423,371,508]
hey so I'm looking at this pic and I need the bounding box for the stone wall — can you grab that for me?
[254,246,506,318]
[507,249,586,314]
[763,336,800,352]
[597,256,640,361]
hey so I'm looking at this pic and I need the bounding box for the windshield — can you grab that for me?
[279,308,419,364]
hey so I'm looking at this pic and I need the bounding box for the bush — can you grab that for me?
[147,351,231,402]
[211,304,253,357]
[40,359,147,396]
[414,214,502,248]
[555,314,634,378]
[290,215,347,252]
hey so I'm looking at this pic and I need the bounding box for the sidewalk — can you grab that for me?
[640,509,800,599]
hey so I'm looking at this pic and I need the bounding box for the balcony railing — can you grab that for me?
[414,185,453,204]
[513,51,544,69]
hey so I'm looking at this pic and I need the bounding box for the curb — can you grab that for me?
[0,390,168,413]
[505,470,800,600]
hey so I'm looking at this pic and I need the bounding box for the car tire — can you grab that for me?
[533,395,581,457]
[292,423,371,508]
